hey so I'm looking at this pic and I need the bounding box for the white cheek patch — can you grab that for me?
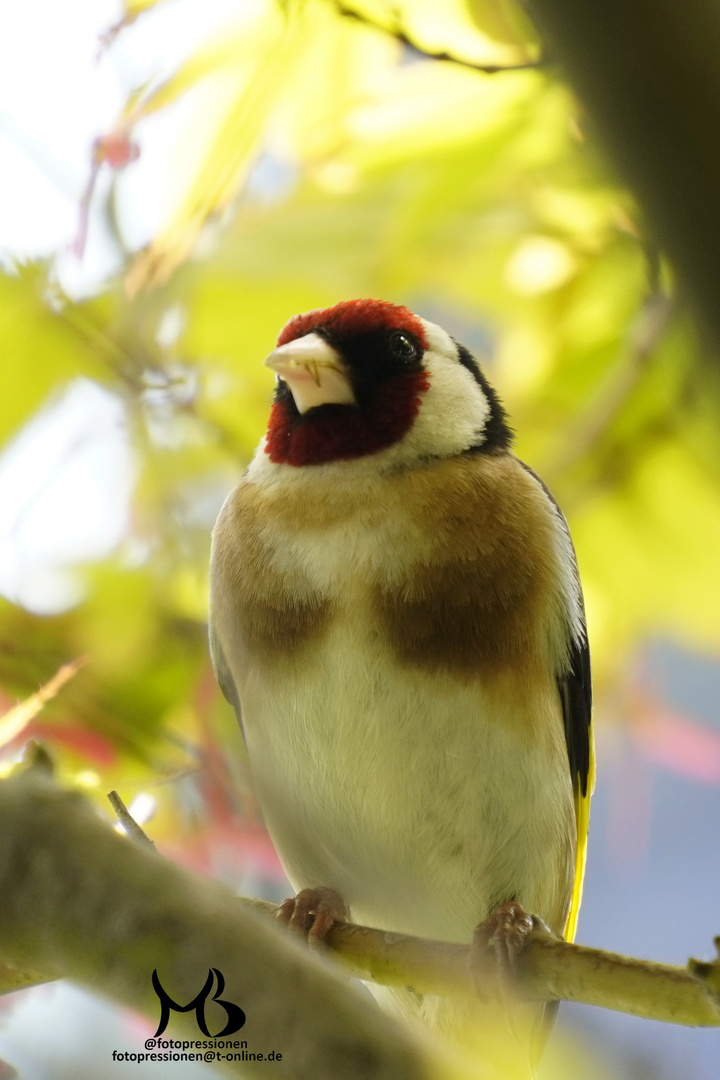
[247,318,493,487]
[397,319,490,464]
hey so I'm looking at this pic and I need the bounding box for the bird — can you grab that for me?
[209,298,593,1065]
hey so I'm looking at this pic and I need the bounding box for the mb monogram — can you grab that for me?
[152,969,246,1038]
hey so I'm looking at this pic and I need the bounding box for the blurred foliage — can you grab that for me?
[1,0,720,871]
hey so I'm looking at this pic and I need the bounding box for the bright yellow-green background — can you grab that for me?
[2,0,719,891]
[1,2,719,1075]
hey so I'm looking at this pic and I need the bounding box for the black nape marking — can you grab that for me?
[453,341,514,453]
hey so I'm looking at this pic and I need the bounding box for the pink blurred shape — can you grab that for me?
[635,707,720,784]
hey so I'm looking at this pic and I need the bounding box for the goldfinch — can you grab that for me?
[209,299,593,1059]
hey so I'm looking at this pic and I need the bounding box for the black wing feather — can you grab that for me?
[518,460,592,797]
[558,627,592,798]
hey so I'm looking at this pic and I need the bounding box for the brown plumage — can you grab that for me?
[209,301,593,1068]
[213,453,568,686]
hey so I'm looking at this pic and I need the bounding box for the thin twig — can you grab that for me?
[0,657,88,749]
[107,790,156,850]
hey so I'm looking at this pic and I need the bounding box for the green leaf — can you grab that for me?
[0,266,107,448]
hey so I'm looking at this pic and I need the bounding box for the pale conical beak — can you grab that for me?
[263,332,355,414]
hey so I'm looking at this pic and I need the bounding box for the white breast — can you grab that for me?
[240,572,575,944]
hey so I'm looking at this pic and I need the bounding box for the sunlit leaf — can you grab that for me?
[0,267,107,447]
[125,4,308,292]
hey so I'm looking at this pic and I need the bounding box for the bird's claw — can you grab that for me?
[471,900,553,1007]
[276,886,347,948]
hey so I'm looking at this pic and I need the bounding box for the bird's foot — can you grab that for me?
[276,886,347,948]
[470,900,554,1005]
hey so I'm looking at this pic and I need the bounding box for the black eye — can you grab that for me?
[388,330,418,361]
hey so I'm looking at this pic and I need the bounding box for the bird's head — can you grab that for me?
[262,299,512,469]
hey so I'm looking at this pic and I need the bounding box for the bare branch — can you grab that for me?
[0,770,459,1080]
[241,898,720,1026]
[1,771,718,1046]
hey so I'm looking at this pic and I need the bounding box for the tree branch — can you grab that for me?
[0,771,446,1080]
[1,769,719,1069]
[240,899,720,1026]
